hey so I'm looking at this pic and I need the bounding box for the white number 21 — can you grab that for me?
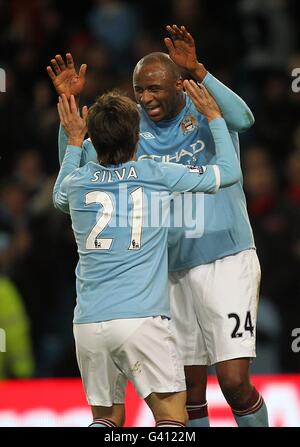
[85,187,143,250]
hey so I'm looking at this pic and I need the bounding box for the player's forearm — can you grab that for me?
[165,118,241,194]
[53,145,82,213]
[202,73,255,132]
[59,124,88,166]
[190,63,208,82]
[58,124,68,166]
[209,117,242,187]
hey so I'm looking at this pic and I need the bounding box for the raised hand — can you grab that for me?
[164,25,207,80]
[47,53,87,99]
[183,79,221,122]
[57,94,88,147]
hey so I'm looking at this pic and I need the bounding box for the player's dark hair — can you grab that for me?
[87,90,140,166]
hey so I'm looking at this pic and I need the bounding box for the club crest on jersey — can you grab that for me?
[180,114,197,134]
[188,165,206,175]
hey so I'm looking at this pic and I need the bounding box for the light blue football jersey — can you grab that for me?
[53,117,241,323]
[58,73,255,271]
[137,98,255,271]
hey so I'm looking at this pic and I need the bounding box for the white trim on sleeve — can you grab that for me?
[212,165,221,193]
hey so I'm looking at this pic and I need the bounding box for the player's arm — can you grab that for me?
[164,25,254,132]
[161,81,242,193]
[58,123,68,165]
[58,121,97,166]
[53,94,88,213]
[46,53,92,165]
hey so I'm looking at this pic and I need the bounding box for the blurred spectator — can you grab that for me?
[79,44,115,105]
[286,147,300,206]
[25,80,59,173]
[12,150,46,198]
[243,145,300,371]
[86,0,141,75]
[243,146,297,299]
[0,69,29,175]
[0,181,31,273]
[11,177,79,377]
[0,275,35,379]
[169,0,242,73]
[238,0,296,71]
[253,71,298,161]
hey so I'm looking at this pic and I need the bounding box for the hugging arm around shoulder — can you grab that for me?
[160,117,242,194]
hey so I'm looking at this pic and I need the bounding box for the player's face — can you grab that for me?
[133,63,184,122]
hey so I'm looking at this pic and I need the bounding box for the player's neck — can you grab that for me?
[174,92,186,118]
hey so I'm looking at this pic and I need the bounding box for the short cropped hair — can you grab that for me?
[87,90,140,166]
[133,52,182,81]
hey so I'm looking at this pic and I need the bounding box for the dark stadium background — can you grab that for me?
[0,1,299,423]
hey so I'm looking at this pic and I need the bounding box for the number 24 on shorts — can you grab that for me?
[228,311,254,338]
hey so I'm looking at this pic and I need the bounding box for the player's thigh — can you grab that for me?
[169,271,208,365]
[112,316,186,401]
[189,250,261,364]
[73,323,127,407]
[145,391,187,423]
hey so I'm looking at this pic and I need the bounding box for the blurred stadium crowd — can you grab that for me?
[0,0,300,378]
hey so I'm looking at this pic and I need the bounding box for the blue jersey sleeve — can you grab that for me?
[58,125,97,166]
[58,124,68,166]
[202,72,255,132]
[159,117,242,193]
[53,145,82,214]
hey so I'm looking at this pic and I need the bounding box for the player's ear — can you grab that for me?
[175,78,184,93]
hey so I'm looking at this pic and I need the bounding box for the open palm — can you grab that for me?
[164,25,198,73]
[47,53,87,99]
